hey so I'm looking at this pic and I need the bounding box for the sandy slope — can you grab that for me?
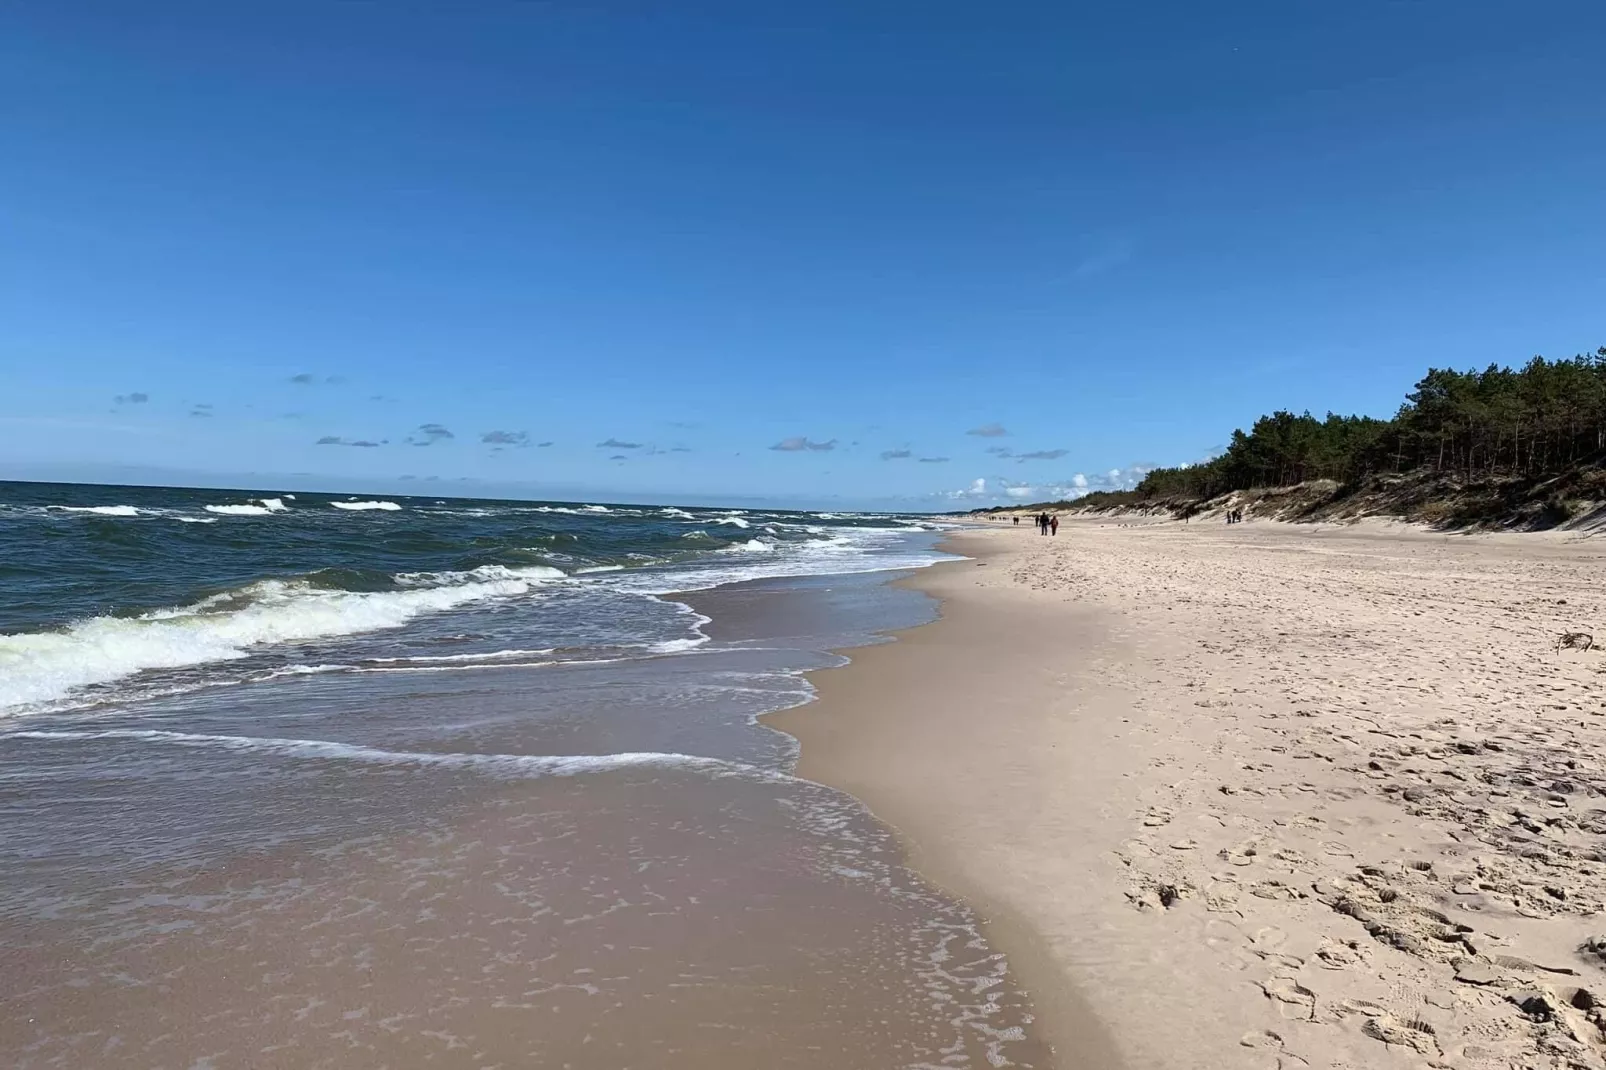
[776,518,1606,1070]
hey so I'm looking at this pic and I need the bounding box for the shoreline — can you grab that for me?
[765,532,1130,1070]
[766,519,1606,1070]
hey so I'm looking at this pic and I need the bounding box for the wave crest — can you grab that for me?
[0,567,566,714]
[331,500,402,511]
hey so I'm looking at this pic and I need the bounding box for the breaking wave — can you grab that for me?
[0,566,567,714]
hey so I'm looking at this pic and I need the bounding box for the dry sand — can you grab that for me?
[770,517,1606,1070]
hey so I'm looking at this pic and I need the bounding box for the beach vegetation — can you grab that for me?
[984,348,1606,528]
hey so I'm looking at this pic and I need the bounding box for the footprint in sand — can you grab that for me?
[1260,976,1318,1020]
[1314,937,1366,970]
[1141,806,1175,827]
[1224,841,1262,866]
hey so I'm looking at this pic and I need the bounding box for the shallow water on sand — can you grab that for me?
[0,568,1051,1068]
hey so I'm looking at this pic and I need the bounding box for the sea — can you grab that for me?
[0,481,1050,1068]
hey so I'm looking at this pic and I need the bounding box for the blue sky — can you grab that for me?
[3,1,1603,509]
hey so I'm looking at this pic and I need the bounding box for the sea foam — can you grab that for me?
[52,505,142,516]
[0,566,565,714]
[3,728,764,780]
[331,500,402,511]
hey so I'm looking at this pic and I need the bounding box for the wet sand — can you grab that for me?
[773,520,1606,1070]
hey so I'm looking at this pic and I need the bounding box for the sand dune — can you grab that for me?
[782,517,1606,1069]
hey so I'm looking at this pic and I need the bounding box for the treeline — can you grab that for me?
[1099,349,1606,505]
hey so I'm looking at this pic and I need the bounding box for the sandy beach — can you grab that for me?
[772,518,1606,1070]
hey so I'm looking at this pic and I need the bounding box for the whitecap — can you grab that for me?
[52,505,142,516]
[330,500,402,511]
[0,568,566,714]
[717,539,775,554]
[204,503,271,516]
[392,564,565,588]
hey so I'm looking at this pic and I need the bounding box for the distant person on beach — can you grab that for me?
[1013,515,1019,526]
[1050,515,1059,535]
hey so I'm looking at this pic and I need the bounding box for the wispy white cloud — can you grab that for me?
[771,436,836,452]
[966,423,1008,438]
[406,423,454,446]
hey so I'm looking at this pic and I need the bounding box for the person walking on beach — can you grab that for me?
[1050,515,1059,536]
[1012,515,1019,526]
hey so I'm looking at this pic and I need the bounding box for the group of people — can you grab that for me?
[1011,512,1059,535]
[1225,508,1245,524]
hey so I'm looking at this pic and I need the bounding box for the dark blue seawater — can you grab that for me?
[0,480,945,716]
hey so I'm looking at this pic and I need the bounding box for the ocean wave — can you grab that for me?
[253,663,353,680]
[203,497,288,516]
[2,728,765,780]
[331,500,402,511]
[0,567,566,714]
[659,508,694,519]
[717,539,775,554]
[51,505,143,516]
[392,564,566,587]
[649,637,709,654]
[712,516,751,528]
[361,648,557,664]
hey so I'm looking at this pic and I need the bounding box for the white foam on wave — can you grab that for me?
[2,728,768,780]
[531,504,612,516]
[52,505,142,517]
[362,648,557,664]
[659,507,694,519]
[605,525,958,598]
[649,637,708,654]
[393,564,565,587]
[254,664,352,680]
[0,567,567,714]
[717,538,775,554]
[172,516,218,524]
[203,497,287,516]
[331,500,402,511]
[573,564,624,574]
[712,516,750,528]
